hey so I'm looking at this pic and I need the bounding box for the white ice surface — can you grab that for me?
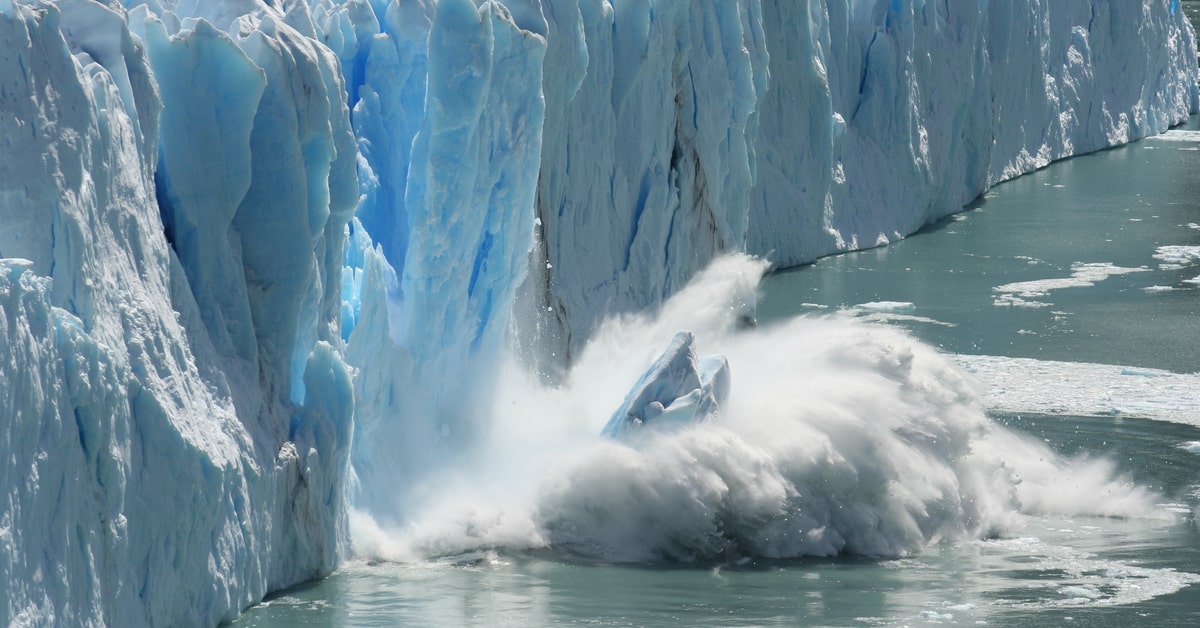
[855,301,917,312]
[957,355,1200,426]
[1154,245,1200,269]
[992,263,1150,307]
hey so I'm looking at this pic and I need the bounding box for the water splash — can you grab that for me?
[352,255,1162,563]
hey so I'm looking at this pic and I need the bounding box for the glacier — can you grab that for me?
[1,0,1197,624]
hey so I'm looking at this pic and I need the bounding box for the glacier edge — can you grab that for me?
[0,0,1197,625]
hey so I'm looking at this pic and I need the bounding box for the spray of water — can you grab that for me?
[350,255,1161,563]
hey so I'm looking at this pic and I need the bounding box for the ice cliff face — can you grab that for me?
[523,0,769,365]
[314,0,548,520]
[1,1,353,625]
[1,0,1197,624]
[747,0,1200,270]
[524,0,1200,361]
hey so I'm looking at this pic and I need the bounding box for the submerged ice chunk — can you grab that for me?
[601,331,731,439]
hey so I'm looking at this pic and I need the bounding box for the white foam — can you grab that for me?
[1145,129,1200,142]
[352,256,1164,564]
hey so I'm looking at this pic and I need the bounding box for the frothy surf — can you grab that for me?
[351,255,1165,564]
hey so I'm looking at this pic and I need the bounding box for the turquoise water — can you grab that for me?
[757,119,1200,374]
[235,416,1200,626]
[234,118,1200,626]
[237,470,1200,626]
[235,428,1200,626]
[238,412,1200,627]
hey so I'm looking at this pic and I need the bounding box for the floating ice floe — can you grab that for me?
[854,301,917,312]
[957,355,1200,426]
[992,263,1149,307]
[1154,245,1200,270]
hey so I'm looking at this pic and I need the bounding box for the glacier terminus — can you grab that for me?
[1,0,1197,625]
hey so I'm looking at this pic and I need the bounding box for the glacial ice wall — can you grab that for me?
[524,0,769,364]
[747,0,1200,269]
[1,1,354,625]
[312,0,548,520]
[2,0,1198,624]
[523,0,1200,360]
